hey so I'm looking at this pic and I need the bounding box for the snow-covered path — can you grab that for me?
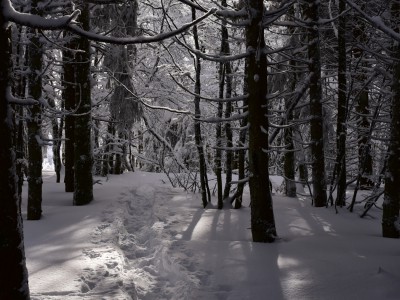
[24,171,400,299]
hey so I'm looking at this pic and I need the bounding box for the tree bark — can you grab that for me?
[63,31,76,192]
[192,6,210,208]
[234,59,249,209]
[223,60,233,202]
[73,2,93,205]
[382,0,400,238]
[0,18,30,299]
[305,0,327,207]
[215,63,224,208]
[26,1,43,220]
[335,0,347,206]
[284,7,297,198]
[12,25,26,204]
[352,3,374,189]
[246,0,277,242]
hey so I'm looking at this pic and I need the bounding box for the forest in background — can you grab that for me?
[1,0,400,298]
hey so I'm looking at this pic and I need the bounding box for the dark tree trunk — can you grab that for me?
[26,3,43,220]
[223,61,233,202]
[335,0,347,206]
[0,20,30,300]
[192,7,210,208]
[215,60,224,209]
[114,130,123,174]
[93,118,102,175]
[16,106,25,204]
[63,31,76,192]
[352,4,374,189]
[284,13,297,198]
[12,25,26,205]
[305,0,327,207]
[246,0,277,242]
[357,90,373,188]
[233,59,249,209]
[382,1,400,238]
[283,110,296,197]
[73,2,93,205]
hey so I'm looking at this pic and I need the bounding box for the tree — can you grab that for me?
[62,30,76,192]
[246,0,277,242]
[335,0,348,207]
[304,0,327,207]
[26,0,43,220]
[73,2,93,205]
[0,21,30,300]
[382,0,400,238]
[192,6,211,208]
[350,0,374,190]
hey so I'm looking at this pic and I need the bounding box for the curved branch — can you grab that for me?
[66,8,216,45]
[2,0,80,29]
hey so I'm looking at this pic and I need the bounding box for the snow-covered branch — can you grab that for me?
[171,74,248,103]
[198,111,248,123]
[175,38,251,62]
[2,0,80,29]
[6,87,38,105]
[346,0,400,42]
[67,8,216,45]
[175,0,247,18]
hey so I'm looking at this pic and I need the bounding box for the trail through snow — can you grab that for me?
[24,171,400,300]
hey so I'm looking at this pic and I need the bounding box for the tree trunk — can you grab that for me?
[63,31,76,192]
[215,60,224,209]
[246,0,277,242]
[223,61,233,202]
[335,0,347,206]
[12,25,26,204]
[16,106,25,204]
[234,59,249,209]
[114,130,123,174]
[382,1,400,238]
[93,118,102,175]
[48,97,63,183]
[0,19,30,300]
[352,3,374,189]
[284,10,297,198]
[305,0,327,207]
[73,2,93,205]
[26,3,43,220]
[192,6,210,208]
[283,111,296,197]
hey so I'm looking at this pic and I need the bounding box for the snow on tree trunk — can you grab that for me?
[246,0,277,242]
[0,18,30,299]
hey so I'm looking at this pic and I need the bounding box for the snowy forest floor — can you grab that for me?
[23,171,400,300]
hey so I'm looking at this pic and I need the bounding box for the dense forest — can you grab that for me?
[1,0,400,298]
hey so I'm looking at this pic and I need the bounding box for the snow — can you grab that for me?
[23,171,400,300]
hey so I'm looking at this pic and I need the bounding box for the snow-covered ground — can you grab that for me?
[23,171,400,300]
